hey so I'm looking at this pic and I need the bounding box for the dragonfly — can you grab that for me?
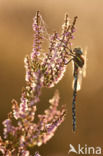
[65,47,87,132]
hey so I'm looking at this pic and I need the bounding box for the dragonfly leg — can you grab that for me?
[65,58,73,65]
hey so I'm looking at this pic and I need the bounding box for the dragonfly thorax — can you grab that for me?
[73,48,84,68]
[73,55,84,68]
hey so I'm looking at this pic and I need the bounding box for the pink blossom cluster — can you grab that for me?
[0,11,77,156]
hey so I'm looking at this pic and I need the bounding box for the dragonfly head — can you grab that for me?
[73,48,83,56]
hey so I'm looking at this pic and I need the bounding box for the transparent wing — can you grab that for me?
[72,61,82,91]
[75,47,88,91]
[76,47,88,91]
[77,68,83,91]
[72,60,75,90]
[82,47,88,77]
[72,60,74,75]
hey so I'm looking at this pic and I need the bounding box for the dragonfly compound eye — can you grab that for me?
[73,48,83,55]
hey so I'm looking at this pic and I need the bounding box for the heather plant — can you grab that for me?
[0,11,77,156]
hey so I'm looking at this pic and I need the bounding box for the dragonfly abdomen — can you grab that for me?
[72,74,78,132]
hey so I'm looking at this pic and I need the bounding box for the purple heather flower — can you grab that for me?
[0,11,77,155]
[12,99,20,119]
[35,151,41,156]
[18,149,30,156]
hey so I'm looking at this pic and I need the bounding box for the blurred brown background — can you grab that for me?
[0,0,103,155]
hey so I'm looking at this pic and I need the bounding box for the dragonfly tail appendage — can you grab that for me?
[72,74,78,132]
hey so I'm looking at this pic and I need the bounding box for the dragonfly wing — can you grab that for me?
[83,47,88,77]
[77,68,83,91]
[75,47,88,91]
[72,60,82,91]
[72,60,74,75]
[72,61,75,90]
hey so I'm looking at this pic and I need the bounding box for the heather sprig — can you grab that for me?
[0,11,77,156]
[41,13,77,88]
